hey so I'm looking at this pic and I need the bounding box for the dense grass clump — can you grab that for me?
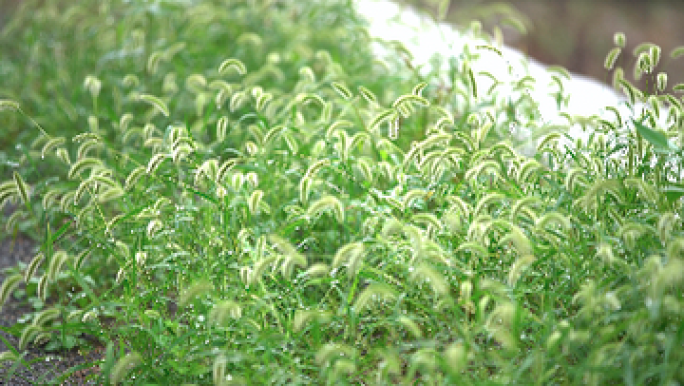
[1,0,683,384]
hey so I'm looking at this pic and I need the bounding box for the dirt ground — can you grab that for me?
[0,204,104,385]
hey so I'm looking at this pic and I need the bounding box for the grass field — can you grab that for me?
[1,0,683,384]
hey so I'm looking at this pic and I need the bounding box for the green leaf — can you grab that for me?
[662,184,684,204]
[379,150,389,162]
[632,118,678,152]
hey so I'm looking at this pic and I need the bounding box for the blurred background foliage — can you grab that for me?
[3,0,684,81]
[3,0,682,104]
[0,0,395,167]
[2,0,683,156]
[400,0,684,95]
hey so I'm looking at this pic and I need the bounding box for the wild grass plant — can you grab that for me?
[1,0,684,384]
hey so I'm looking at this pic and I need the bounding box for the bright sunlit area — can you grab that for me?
[357,0,669,157]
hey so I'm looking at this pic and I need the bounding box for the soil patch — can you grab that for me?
[1,205,105,385]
